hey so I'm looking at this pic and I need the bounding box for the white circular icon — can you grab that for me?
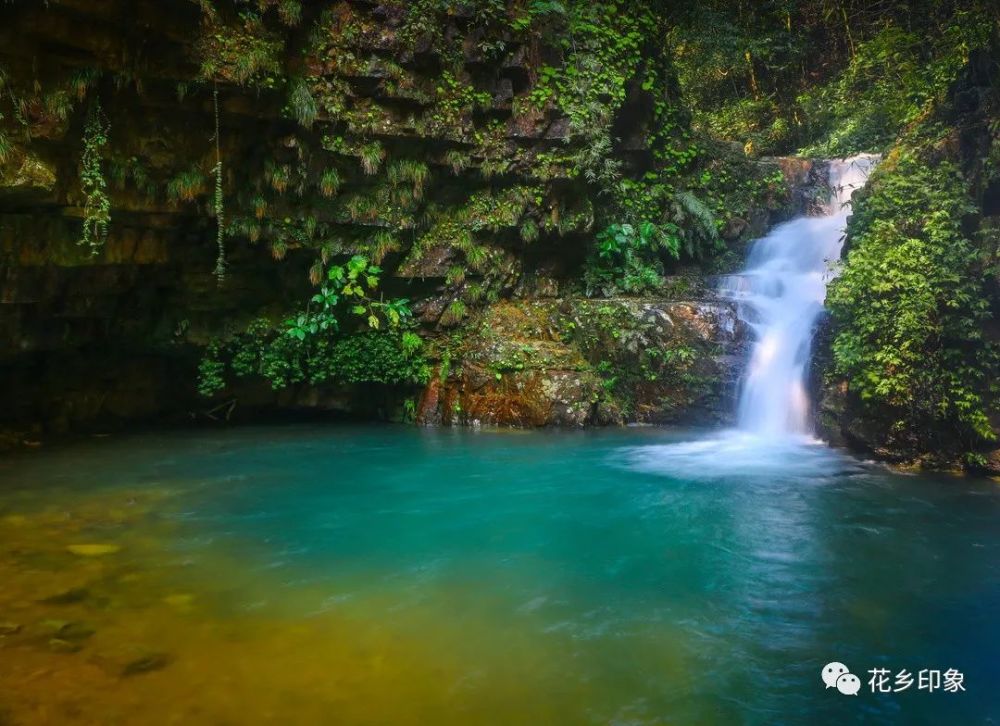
[836,672,861,696]
[822,662,850,689]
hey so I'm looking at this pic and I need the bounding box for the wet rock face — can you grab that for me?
[0,1,785,440]
[0,0,635,439]
[418,297,748,428]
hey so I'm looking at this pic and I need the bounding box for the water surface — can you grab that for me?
[0,425,996,725]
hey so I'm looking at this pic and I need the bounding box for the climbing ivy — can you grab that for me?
[212,85,226,282]
[78,101,110,254]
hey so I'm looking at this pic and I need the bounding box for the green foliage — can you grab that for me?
[511,1,566,31]
[800,19,993,156]
[519,218,539,243]
[197,342,227,397]
[257,0,302,26]
[444,149,470,175]
[358,141,385,176]
[584,222,669,296]
[199,322,428,394]
[442,299,468,325]
[287,77,318,127]
[827,151,996,455]
[688,146,787,242]
[367,229,400,264]
[319,168,341,198]
[197,10,283,87]
[199,255,423,395]
[307,331,430,387]
[78,102,110,254]
[424,70,492,131]
[526,2,660,189]
[563,301,714,417]
[68,68,101,102]
[0,127,10,164]
[109,155,157,199]
[264,160,291,193]
[167,167,207,203]
[287,255,410,336]
[669,1,997,155]
[387,160,430,198]
[584,190,721,296]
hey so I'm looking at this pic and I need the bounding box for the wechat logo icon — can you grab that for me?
[823,662,861,696]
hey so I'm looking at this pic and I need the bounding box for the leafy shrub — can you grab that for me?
[827,151,996,455]
[308,331,430,386]
[199,256,424,394]
[584,222,671,296]
[584,191,722,296]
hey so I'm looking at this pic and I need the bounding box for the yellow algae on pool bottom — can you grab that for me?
[162,593,195,611]
[66,543,121,557]
[0,484,701,726]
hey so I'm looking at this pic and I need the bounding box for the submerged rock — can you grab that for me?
[38,620,95,642]
[47,637,83,653]
[39,586,90,605]
[121,652,170,677]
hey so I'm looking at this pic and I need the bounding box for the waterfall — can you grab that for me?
[723,155,878,438]
[622,156,878,481]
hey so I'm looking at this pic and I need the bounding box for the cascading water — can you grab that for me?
[723,154,878,438]
[624,155,877,480]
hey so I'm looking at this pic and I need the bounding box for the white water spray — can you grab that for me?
[723,155,877,438]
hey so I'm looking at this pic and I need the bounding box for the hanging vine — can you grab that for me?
[212,83,226,282]
[79,100,110,254]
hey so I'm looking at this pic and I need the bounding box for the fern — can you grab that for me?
[443,299,467,324]
[265,161,291,193]
[309,258,324,285]
[387,159,429,197]
[359,141,385,175]
[369,229,400,263]
[520,218,540,243]
[167,167,206,203]
[69,68,101,102]
[444,149,470,175]
[252,193,268,219]
[673,190,721,257]
[319,168,341,198]
[288,77,318,127]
